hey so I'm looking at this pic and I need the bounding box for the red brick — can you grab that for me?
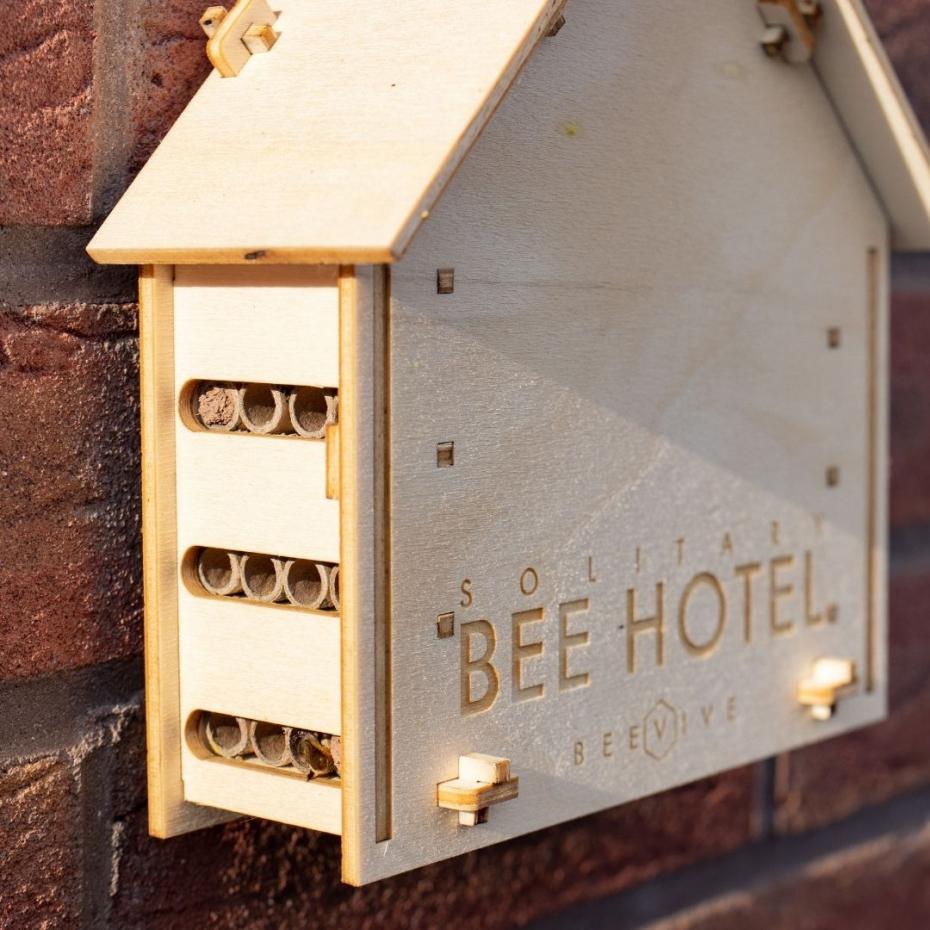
[774,563,930,833]
[652,824,930,930]
[130,0,211,173]
[0,303,141,680]
[109,751,755,930]
[0,756,82,928]
[0,0,95,225]
[866,0,930,135]
[890,289,930,529]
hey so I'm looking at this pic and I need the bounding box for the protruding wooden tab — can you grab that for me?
[798,657,857,719]
[326,422,340,500]
[243,21,278,53]
[757,0,817,63]
[205,0,277,77]
[437,753,518,825]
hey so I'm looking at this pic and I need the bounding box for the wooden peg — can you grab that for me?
[757,0,817,64]
[437,753,518,826]
[798,657,856,720]
[199,5,228,38]
[203,0,278,78]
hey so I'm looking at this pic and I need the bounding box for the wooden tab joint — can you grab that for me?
[797,657,856,720]
[437,753,518,826]
[201,0,279,78]
[757,0,820,63]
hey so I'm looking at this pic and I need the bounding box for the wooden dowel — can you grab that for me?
[197,548,243,597]
[240,553,286,602]
[249,720,294,767]
[200,713,250,758]
[238,383,291,434]
[283,559,329,609]
[193,381,242,432]
[288,730,336,777]
[287,386,338,439]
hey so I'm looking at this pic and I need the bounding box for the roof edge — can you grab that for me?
[817,0,930,250]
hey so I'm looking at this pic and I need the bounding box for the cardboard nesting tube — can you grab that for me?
[328,565,341,611]
[193,381,242,432]
[249,720,293,767]
[240,553,286,602]
[283,559,329,609]
[201,713,250,758]
[239,383,291,434]
[289,730,336,777]
[197,548,243,597]
[287,386,338,439]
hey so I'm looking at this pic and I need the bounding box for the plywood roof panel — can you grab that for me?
[88,0,561,264]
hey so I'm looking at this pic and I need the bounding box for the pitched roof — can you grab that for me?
[88,0,930,264]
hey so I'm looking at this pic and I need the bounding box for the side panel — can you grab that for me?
[353,0,890,882]
[139,265,234,837]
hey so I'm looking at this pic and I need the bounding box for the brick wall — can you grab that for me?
[1,3,929,928]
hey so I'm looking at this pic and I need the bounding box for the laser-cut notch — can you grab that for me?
[437,441,454,467]
[437,268,455,294]
[437,612,455,639]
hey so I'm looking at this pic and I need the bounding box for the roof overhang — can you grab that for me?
[88,0,930,265]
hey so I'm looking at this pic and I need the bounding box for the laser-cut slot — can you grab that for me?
[180,380,337,438]
[188,711,341,780]
[184,548,340,611]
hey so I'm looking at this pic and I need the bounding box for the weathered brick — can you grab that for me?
[0,303,141,680]
[130,0,211,172]
[890,288,930,529]
[0,756,82,929]
[0,0,95,225]
[109,742,755,930]
[774,562,930,834]
[648,822,930,930]
[866,0,930,134]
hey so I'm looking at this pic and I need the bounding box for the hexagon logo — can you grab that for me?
[643,699,680,761]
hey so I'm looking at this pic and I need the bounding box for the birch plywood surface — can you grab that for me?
[349,0,890,883]
[85,0,562,264]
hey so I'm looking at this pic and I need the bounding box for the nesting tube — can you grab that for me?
[197,548,243,597]
[249,720,293,767]
[288,730,336,777]
[328,735,342,776]
[240,553,286,602]
[287,386,338,439]
[238,383,291,434]
[193,381,242,432]
[328,565,341,611]
[283,559,329,609]
[200,713,250,758]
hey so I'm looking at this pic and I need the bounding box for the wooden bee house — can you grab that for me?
[88,0,930,885]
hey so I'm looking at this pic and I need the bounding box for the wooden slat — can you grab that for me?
[182,756,342,834]
[139,265,235,838]
[179,598,341,734]
[173,265,340,387]
[175,430,339,562]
